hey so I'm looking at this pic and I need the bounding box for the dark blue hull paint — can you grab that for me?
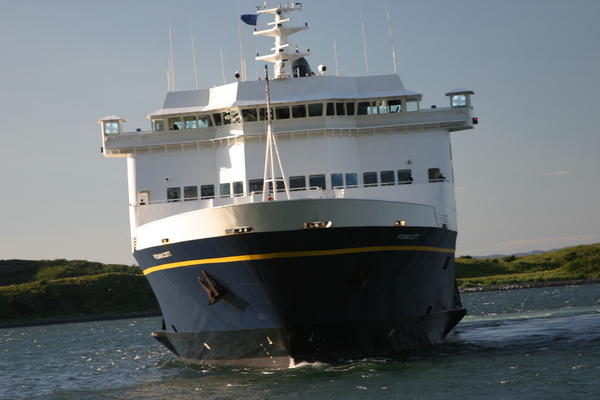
[135,226,466,366]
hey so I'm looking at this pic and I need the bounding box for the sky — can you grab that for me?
[1,0,599,265]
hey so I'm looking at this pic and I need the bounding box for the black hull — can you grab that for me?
[135,226,465,367]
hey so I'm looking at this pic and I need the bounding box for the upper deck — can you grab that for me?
[100,74,475,156]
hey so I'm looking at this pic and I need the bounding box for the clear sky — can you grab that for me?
[1,0,599,264]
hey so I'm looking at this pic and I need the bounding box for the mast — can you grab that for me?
[254,3,309,79]
[262,66,290,201]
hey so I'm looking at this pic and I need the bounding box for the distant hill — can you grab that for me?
[471,247,569,259]
[0,259,158,323]
[456,243,600,287]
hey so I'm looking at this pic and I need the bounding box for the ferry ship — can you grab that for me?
[98,3,476,367]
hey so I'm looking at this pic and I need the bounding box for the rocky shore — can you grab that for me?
[459,278,600,293]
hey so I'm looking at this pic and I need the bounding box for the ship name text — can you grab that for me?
[397,234,420,240]
[153,251,173,260]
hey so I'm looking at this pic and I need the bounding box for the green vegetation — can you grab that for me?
[0,259,158,322]
[456,243,600,287]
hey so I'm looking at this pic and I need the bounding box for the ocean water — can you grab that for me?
[1,285,599,400]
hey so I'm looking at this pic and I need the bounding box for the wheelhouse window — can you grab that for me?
[267,179,285,192]
[275,106,290,119]
[167,187,181,202]
[199,115,212,128]
[184,186,198,200]
[289,175,306,190]
[363,172,378,187]
[309,174,326,190]
[259,107,273,121]
[331,173,343,189]
[346,102,355,115]
[326,103,335,116]
[222,111,232,125]
[397,169,413,184]
[308,103,323,117]
[220,183,231,198]
[230,109,242,124]
[153,119,165,132]
[335,102,346,116]
[242,108,258,122]
[213,113,223,126]
[451,94,467,108]
[357,101,370,115]
[406,98,419,112]
[292,104,307,118]
[381,170,395,186]
[168,117,182,130]
[201,185,215,199]
[183,116,197,129]
[389,99,402,113]
[428,168,442,182]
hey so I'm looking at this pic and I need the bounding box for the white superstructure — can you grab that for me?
[98,3,475,254]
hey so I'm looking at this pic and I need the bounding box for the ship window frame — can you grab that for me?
[213,113,223,126]
[289,175,306,191]
[335,102,346,116]
[168,117,183,130]
[184,186,198,201]
[200,184,215,199]
[363,171,378,187]
[406,98,419,112]
[346,102,355,115]
[308,103,323,117]
[242,108,259,122]
[292,104,307,118]
[259,107,273,121]
[249,179,264,194]
[451,94,468,108]
[275,106,290,120]
[220,183,231,198]
[222,111,232,125]
[398,169,413,184]
[389,99,402,113]
[230,108,242,124]
[357,101,370,115]
[267,179,285,193]
[381,170,395,186]
[345,173,358,188]
[167,187,181,202]
[309,174,326,190]
[198,114,213,128]
[326,102,335,116]
[331,173,343,189]
[232,181,244,196]
[153,119,165,132]
[104,121,120,134]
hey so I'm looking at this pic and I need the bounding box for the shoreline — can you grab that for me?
[2,279,599,329]
[458,278,600,293]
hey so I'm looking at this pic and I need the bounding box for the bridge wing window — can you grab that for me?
[292,104,307,118]
[398,169,413,184]
[308,103,323,117]
[345,173,358,188]
[406,99,419,112]
[451,94,467,108]
[233,181,244,196]
[153,119,165,132]
[220,183,231,198]
[331,173,343,189]
[381,170,395,186]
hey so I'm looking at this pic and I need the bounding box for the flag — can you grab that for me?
[241,14,258,26]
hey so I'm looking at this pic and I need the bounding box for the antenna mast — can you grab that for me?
[359,1,369,75]
[385,0,397,74]
[262,66,290,201]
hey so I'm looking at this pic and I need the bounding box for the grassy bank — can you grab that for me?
[0,259,158,323]
[456,243,600,287]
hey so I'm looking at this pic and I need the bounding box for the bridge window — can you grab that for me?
[267,179,285,192]
[230,109,242,124]
[357,102,369,115]
[275,106,290,119]
[308,103,323,117]
[451,94,467,108]
[259,107,273,121]
[381,170,395,186]
[389,100,402,113]
[309,174,326,190]
[428,168,443,182]
[406,99,419,112]
[169,117,182,130]
[201,185,215,199]
[242,108,258,122]
[222,111,232,125]
[326,103,335,116]
[104,122,120,134]
[336,103,346,116]
[289,175,306,190]
[184,186,198,201]
[153,119,165,132]
[167,187,181,202]
[398,169,413,184]
[292,104,307,118]
[364,172,377,187]
[213,113,223,126]
[199,115,212,128]
[346,102,355,115]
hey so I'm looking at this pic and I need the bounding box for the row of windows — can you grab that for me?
[159,168,446,203]
[152,97,420,131]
